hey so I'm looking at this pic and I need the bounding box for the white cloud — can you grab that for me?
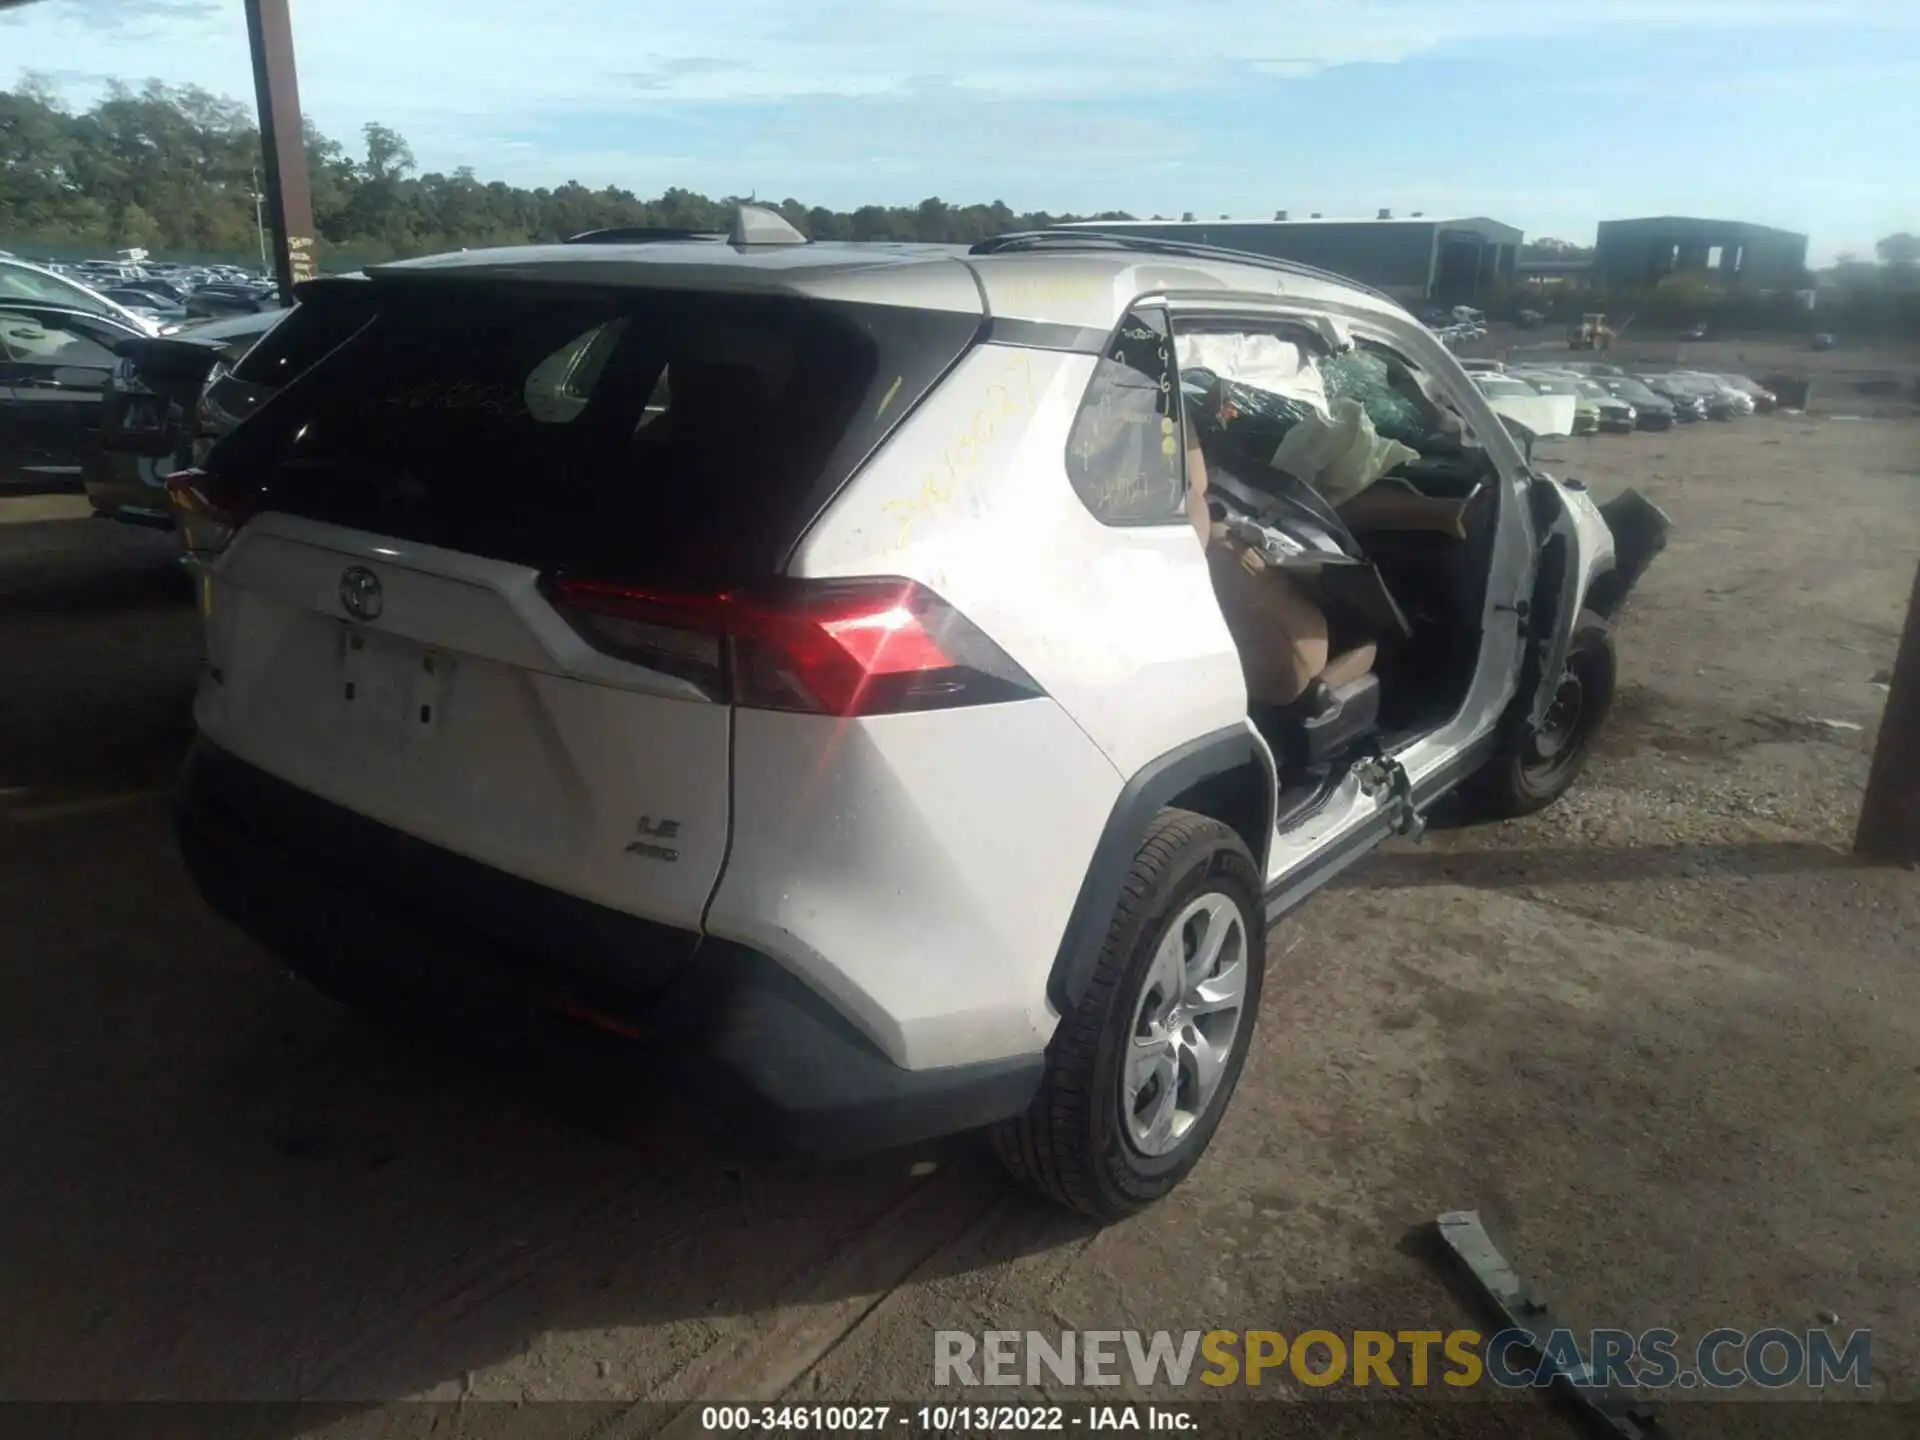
[8,0,1915,129]
[5,0,1915,225]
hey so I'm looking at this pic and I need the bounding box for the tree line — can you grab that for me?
[6,71,1914,332]
[0,75,1142,267]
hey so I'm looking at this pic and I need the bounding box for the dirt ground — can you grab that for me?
[2,396,1917,1434]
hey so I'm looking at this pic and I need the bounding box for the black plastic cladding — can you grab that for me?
[1044,726,1274,1016]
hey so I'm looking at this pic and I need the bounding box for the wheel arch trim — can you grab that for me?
[1046,724,1273,1016]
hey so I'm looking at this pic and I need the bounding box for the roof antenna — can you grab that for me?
[731,202,808,248]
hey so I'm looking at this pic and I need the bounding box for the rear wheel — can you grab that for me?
[993,810,1264,1220]
[1473,608,1616,818]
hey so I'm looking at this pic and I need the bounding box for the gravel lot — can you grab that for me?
[2,384,1916,1434]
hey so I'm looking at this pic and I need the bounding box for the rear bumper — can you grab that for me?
[173,739,1041,1156]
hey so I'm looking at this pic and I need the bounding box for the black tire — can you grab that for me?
[992,809,1265,1220]
[1473,608,1617,818]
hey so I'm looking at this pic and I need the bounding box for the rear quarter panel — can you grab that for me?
[712,340,1257,1070]
[705,701,1123,1069]
[793,342,1248,778]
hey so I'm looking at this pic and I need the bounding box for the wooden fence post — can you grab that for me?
[1856,559,1920,863]
[244,0,318,298]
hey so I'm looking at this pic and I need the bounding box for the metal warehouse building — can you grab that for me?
[1053,212,1524,303]
[1593,217,1810,292]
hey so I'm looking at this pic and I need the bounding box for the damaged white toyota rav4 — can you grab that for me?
[171,208,1667,1219]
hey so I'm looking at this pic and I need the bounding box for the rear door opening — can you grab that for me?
[192,277,979,994]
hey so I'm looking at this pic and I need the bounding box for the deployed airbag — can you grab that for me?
[1269,399,1420,509]
[1178,332,1329,414]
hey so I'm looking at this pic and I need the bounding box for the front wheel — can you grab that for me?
[992,810,1265,1220]
[1472,609,1617,818]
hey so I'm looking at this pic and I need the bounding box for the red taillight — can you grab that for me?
[546,575,1038,717]
[164,467,256,554]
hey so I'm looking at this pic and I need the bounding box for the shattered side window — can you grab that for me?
[1319,346,1462,455]
[1171,318,1491,505]
[1175,325,1331,462]
[1064,307,1187,526]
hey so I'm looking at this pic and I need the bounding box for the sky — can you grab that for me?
[5,0,1918,263]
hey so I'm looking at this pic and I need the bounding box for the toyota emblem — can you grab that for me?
[339,565,383,620]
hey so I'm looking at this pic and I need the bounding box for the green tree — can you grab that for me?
[1522,237,1595,260]
[0,74,1132,265]
[1877,232,1920,268]
[359,122,415,183]
[117,200,162,248]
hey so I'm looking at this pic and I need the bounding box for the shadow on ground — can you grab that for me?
[0,518,1088,1414]
[1344,839,1859,890]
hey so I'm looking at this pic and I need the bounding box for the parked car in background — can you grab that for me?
[1596,376,1676,430]
[98,285,189,329]
[1457,358,1506,374]
[74,260,142,285]
[1574,379,1636,432]
[0,303,150,486]
[1709,373,1777,412]
[1,256,165,336]
[1470,373,1537,399]
[1812,333,1836,351]
[1516,372,1600,435]
[1471,372,1580,441]
[1663,372,1751,417]
[1679,322,1709,341]
[1639,375,1709,422]
[185,282,281,319]
[83,309,286,528]
[1550,360,1627,379]
[121,276,191,306]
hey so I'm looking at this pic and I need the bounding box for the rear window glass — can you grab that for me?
[216,285,974,583]
[230,283,377,385]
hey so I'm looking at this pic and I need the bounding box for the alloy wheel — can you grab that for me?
[1122,892,1250,1157]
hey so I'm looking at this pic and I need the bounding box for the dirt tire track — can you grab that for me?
[592,1171,1007,1438]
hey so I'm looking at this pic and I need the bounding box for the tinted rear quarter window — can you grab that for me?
[1064,307,1186,525]
[230,284,377,386]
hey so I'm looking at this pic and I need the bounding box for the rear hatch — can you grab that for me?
[190,274,978,994]
[194,281,374,456]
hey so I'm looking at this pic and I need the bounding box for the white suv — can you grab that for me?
[170,209,1667,1219]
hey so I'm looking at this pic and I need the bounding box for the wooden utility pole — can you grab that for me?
[243,0,317,299]
[1857,560,1920,863]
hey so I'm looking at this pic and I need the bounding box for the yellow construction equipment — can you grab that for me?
[1568,313,1614,350]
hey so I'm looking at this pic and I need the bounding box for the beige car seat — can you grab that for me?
[1188,442,1377,708]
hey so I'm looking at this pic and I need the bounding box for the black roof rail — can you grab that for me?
[968,229,1399,306]
[563,227,728,245]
